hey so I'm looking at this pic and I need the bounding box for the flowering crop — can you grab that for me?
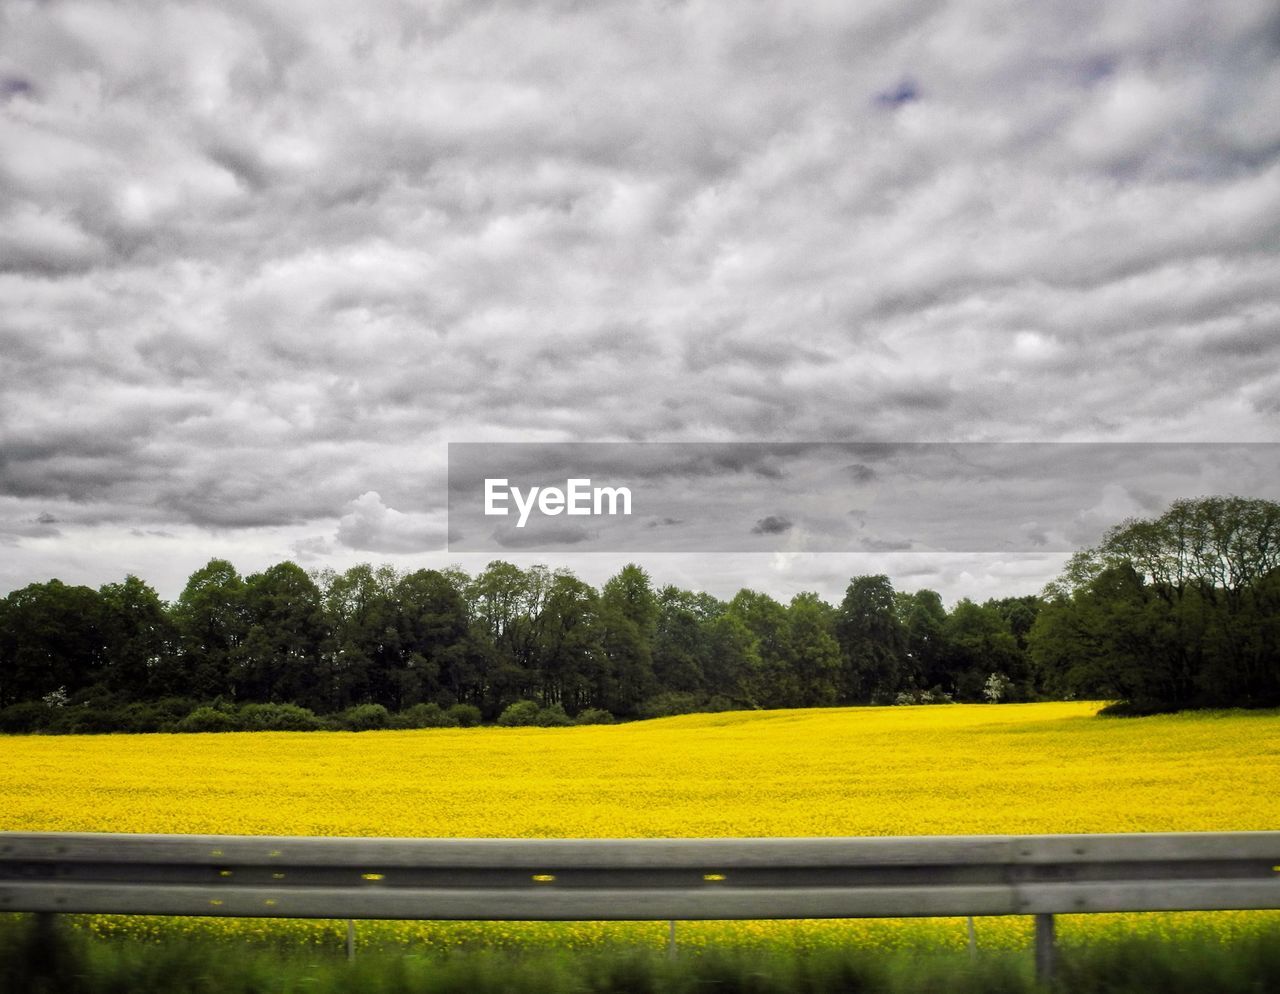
[2,702,1277,951]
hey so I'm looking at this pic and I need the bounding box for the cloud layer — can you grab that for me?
[1,0,1278,601]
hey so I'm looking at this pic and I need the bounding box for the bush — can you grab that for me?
[46,705,124,734]
[894,687,955,706]
[176,707,240,733]
[237,703,323,731]
[496,700,541,727]
[637,692,701,719]
[0,702,53,734]
[337,703,391,731]
[446,703,482,727]
[149,697,201,732]
[573,707,616,725]
[393,703,460,729]
[535,703,572,727]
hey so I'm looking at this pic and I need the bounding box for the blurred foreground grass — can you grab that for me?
[5,914,1280,994]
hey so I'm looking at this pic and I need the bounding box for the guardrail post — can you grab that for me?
[966,916,976,960]
[32,912,60,977]
[667,920,677,960]
[1034,913,1054,985]
[346,919,356,961]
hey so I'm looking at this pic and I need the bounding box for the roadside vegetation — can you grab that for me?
[5,915,1280,994]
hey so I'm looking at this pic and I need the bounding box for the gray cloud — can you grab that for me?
[752,515,793,535]
[336,491,445,554]
[492,522,595,549]
[0,0,1276,597]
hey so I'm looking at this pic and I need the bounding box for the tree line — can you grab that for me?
[0,559,1042,733]
[2,495,1276,732]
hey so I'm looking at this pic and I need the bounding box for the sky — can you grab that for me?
[2,0,1278,606]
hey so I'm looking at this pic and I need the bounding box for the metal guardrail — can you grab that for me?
[3,831,1279,982]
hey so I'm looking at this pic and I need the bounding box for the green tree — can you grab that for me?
[597,564,659,715]
[0,580,108,706]
[170,559,248,700]
[99,575,175,698]
[319,564,403,711]
[395,568,473,708]
[702,612,763,708]
[534,570,602,712]
[944,599,1024,702]
[835,575,907,703]
[787,592,842,706]
[236,562,329,708]
[1032,496,1280,710]
[727,589,794,708]
[651,586,725,697]
[894,589,950,693]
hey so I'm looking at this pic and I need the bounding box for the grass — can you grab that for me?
[4,915,1280,994]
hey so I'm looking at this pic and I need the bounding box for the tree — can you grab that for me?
[1032,496,1280,710]
[895,589,950,693]
[835,575,908,703]
[395,569,472,708]
[171,559,248,700]
[702,612,763,708]
[944,599,1024,702]
[651,586,716,695]
[99,575,175,698]
[237,562,329,708]
[786,592,842,706]
[534,571,602,712]
[597,565,659,714]
[320,564,401,711]
[727,589,793,708]
[0,580,108,706]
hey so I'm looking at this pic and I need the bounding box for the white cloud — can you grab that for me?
[336,491,445,554]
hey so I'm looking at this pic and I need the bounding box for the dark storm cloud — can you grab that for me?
[752,515,793,535]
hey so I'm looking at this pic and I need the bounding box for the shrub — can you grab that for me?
[237,703,323,731]
[637,692,701,719]
[337,703,391,731]
[573,707,616,725]
[446,703,482,727]
[393,703,460,729]
[47,705,125,734]
[496,700,541,727]
[176,707,240,733]
[894,687,955,706]
[535,703,572,727]
[0,702,53,734]
[149,697,201,732]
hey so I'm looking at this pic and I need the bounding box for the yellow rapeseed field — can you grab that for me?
[2,702,1278,952]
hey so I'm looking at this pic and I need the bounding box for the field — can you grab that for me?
[2,702,1279,953]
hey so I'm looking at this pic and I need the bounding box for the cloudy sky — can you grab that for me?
[2,0,1278,605]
